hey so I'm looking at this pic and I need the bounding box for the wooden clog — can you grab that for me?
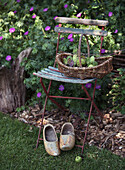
[43,124,60,156]
[60,122,75,151]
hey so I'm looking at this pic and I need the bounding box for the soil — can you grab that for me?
[9,105,125,158]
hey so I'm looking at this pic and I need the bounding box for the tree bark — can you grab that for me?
[0,48,32,113]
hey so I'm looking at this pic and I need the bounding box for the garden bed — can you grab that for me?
[9,105,125,158]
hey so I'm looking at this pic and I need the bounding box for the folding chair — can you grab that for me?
[33,17,109,156]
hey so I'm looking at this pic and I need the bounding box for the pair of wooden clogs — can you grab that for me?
[43,122,75,156]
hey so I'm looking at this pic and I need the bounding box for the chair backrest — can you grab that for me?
[54,17,109,67]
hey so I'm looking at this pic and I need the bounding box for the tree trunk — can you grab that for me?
[0,48,32,113]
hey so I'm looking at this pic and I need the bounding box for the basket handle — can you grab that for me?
[78,34,90,67]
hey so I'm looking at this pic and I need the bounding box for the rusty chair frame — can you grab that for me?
[33,17,109,156]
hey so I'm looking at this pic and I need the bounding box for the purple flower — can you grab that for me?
[59,85,64,91]
[64,4,68,8]
[14,11,17,14]
[9,28,15,33]
[32,14,36,18]
[69,38,74,42]
[68,33,73,39]
[85,83,92,88]
[37,92,42,98]
[17,0,20,2]
[6,55,11,61]
[108,12,113,17]
[55,25,59,27]
[61,37,64,40]
[45,26,51,31]
[53,16,58,20]
[101,49,105,53]
[24,31,29,35]
[96,85,101,89]
[87,0,90,3]
[30,7,34,11]
[77,12,82,18]
[69,60,74,67]
[43,8,48,12]
[0,36,3,40]
[114,29,118,33]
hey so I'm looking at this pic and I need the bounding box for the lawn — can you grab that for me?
[0,112,124,170]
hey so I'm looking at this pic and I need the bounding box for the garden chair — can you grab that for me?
[33,17,109,156]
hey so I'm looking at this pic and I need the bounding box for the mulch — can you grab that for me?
[10,104,125,158]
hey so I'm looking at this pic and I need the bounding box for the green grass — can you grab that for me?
[0,112,125,170]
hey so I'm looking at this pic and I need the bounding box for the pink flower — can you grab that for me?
[59,85,64,91]
[6,55,11,61]
[69,38,74,42]
[17,0,20,2]
[14,11,17,14]
[24,31,29,35]
[101,49,105,53]
[96,85,101,89]
[64,4,68,8]
[85,83,92,88]
[32,14,36,18]
[77,12,82,18]
[37,92,41,98]
[45,26,51,31]
[0,36,3,40]
[114,29,118,33]
[30,7,34,11]
[9,28,15,33]
[55,25,59,27]
[108,12,113,17]
[43,8,48,12]
[53,16,58,20]
[68,33,73,39]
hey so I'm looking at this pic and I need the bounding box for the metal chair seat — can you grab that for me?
[33,66,96,84]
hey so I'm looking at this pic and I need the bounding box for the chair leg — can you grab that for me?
[81,79,97,155]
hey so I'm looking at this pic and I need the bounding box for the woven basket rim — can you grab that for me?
[56,52,113,70]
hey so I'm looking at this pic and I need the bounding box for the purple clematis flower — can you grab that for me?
[69,38,74,42]
[37,92,41,98]
[53,16,58,20]
[96,85,101,89]
[6,55,11,61]
[114,29,118,33]
[0,36,3,40]
[64,4,68,8]
[43,8,48,12]
[85,83,92,88]
[14,11,17,14]
[59,85,64,91]
[24,31,29,35]
[61,37,64,40]
[30,7,34,11]
[45,26,51,31]
[32,14,36,18]
[9,28,15,33]
[101,49,105,53]
[108,12,113,17]
[77,12,82,18]
[68,33,73,39]
[69,60,74,67]
[17,0,20,2]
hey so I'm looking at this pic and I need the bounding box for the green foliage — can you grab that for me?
[109,68,125,114]
[0,0,124,112]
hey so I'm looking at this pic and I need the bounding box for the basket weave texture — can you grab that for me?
[56,34,113,79]
[56,53,113,79]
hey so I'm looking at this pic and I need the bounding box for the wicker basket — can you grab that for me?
[56,34,113,79]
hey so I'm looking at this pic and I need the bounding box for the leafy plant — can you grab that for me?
[109,68,125,114]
